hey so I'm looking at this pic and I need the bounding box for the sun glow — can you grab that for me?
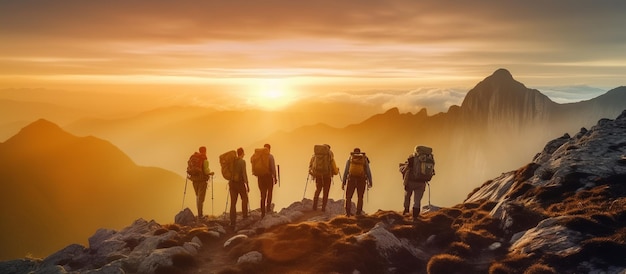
[249,78,294,110]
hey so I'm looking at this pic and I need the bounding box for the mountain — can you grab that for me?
[0,119,184,260]
[460,68,556,127]
[3,110,625,273]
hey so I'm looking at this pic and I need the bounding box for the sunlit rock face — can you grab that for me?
[466,109,626,273]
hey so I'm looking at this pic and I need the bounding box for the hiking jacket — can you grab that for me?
[342,156,372,186]
[203,159,212,177]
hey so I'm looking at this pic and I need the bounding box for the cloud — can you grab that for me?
[312,88,467,114]
[1,0,625,90]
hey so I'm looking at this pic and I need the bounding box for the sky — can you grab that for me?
[1,0,625,114]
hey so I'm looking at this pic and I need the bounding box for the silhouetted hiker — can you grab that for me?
[229,147,250,227]
[251,143,278,218]
[400,145,435,220]
[342,148,372,216]
[308,144,339,211]
[187,146,215,220]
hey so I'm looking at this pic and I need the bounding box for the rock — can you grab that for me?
[356,222,428,261]
[237,251,263,264]
[510,217,583,257]
[0,258,39,274]
[175,208,196,226]
[137,246,189,274]
[89,229,117,250]
[40,243,85,268]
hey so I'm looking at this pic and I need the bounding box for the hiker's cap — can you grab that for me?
[353,148,361,153]
[199,146,207,154]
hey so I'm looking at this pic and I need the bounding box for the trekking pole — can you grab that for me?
[211,175,214,216]
[224,184,230,221]
[365,181,370,204]
[427,182,431,206]
[303,174,310,199]
[181,177,188,210]
[277,164,281,187]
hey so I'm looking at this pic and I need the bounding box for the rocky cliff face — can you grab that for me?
[466,109,626,273]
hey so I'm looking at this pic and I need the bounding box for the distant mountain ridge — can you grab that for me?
[0,119,184,260]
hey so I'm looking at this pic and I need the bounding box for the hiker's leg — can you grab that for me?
[355,178,366,215]
[241,185,249,219]
[321,176,331,211]
[229,183,238,226]
[403,186,413,214]
[313,178,323,210]
[198,181,208,218]
[413,183,426,217]
[258,178,267,216]
[266,176,274,212]
[345,178,356,215]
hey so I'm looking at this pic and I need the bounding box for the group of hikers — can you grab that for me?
[187,144,435,227]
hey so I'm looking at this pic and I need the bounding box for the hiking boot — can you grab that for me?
[412,208,420,221]
[403,208,409,215]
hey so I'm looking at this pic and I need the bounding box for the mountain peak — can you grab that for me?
[3,119,74,146]
[489,68,513,81]
[459,68,556,127]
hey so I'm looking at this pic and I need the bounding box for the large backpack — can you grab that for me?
[411,146,435,181]
[250,147,270,176]
[310,144,332,177]
[348,153,366,177]
[219,150,237,181]
[187,152,207,181]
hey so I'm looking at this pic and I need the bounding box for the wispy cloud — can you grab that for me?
[1,0,625,91]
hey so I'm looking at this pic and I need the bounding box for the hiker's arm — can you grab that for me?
[242,160,249,184]
[270,155,277,183]
[366,161,372,187]
[203,160,213,175]
[342,160,350,186]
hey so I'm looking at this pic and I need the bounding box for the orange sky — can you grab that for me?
[1,0,625,113]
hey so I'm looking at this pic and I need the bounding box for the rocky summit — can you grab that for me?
[2,111,626,274]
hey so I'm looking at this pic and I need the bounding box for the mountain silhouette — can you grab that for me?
[459,68,557,129]
[0,119,184,260]
[3,110,625,273]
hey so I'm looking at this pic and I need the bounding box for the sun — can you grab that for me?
[251,78,293,110]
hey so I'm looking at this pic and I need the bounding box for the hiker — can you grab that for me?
[252,144,278,218]
[400,145,435,220]
[229,147,250,227]
[342,148,372,216]
[308,144,339,212]
[188,146,214,220]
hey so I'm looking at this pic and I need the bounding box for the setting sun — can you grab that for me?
[249,78,294,110]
